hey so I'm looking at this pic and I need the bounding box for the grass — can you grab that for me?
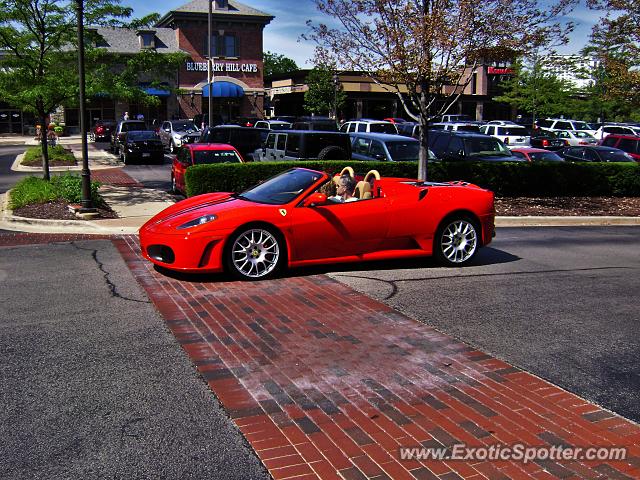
[21,145,76,167]
[9,174,102,210]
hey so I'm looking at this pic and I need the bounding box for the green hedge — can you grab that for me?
[22,145,76,166]
[184,160,640,197]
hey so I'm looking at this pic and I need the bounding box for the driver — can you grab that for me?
[328,175,357,203]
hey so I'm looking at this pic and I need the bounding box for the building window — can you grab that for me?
[204,34,238,58]
[139,31,156,49]
[214,0,228,9]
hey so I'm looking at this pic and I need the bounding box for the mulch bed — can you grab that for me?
[13,200,118,220]
[494,196,640,216]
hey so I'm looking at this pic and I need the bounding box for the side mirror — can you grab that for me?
[302,192,327,207]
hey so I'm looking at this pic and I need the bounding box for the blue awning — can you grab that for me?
[140,83,171,97]
[202,81,244,98]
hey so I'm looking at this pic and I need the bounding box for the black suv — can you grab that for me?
[198,125,270,162]
[428,130,525,162]
[262,130,351,161]
[110,120,148,156]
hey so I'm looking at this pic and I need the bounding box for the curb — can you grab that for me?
[11,151,123,173]
[495,216,640,227]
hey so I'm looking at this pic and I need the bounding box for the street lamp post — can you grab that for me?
[207,0,213,128]
[333,73,339,120]
[76,0,94,213]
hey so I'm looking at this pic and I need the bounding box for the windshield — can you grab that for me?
[386,141,420,161]
[369,123,398,134]
[193,150,242,164]
[528,151,563,162]
[172,121,198,132]
[456,125,481,132]
[127,131,158,140]
[121,122,146,132]
[572,121,591,131]
[574,131,595,139]
[270,122,291,130]
[240,169,324,205]
[465,137,512,157]
[600,150,633,162]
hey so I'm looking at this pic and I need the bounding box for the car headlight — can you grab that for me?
[176,214,217,230]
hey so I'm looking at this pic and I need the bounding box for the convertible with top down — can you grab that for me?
[139,167,495,280]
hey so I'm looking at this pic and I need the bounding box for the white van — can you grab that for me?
[480,123,530,146]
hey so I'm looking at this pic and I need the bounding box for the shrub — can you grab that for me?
[22,145,76,166]
[184,160,640,197]
[9,173,102,210]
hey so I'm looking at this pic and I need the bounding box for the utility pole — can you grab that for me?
[207,0,213,127]
[76,0,94,213]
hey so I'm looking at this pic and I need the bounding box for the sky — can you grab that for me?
[127,0,605,67]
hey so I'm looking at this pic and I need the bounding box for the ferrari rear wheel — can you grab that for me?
[434,217,478,266]
[226,227,282,280]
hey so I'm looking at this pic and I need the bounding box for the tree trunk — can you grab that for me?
[40,114,50,181]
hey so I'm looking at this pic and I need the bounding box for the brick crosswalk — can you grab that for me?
[112,235,640,480]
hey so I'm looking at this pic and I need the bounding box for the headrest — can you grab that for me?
[355,180,372,199]
[364,169,381,185]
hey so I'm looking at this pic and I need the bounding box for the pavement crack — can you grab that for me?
[71,242,150,304]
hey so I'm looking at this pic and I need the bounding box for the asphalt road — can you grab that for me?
[326,226,640,423]
[0,239,269,480]
[0,144,28,194]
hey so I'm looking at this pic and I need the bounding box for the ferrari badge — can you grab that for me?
[279,209,287,216]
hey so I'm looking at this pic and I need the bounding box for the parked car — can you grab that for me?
[554,130,598,146]
[559,145,636,162]
[199,125,270,162]
[262,131,351,161]
[479,123,530,147]
[599,134,640,161]
[436,114,473,123]
[158,119,201,153]
[110,120,148,156]
[340,119,398,134]
[397,122,420,139]
[431,122,482,133]
[593,124,638,141]
[253,120,292,130]
[274,115,296,123]
[509,147,564,162]
[350,132,420,162]
[90,120,115,142]
[383,117,407,124]
[537,118,597,136]
[529,129,567,151]
[192,113,224,129]
[429,130,526,162]
[119,130,164,165]
[291,117,338,132]
[171,143,244,195]
[232,116,262,127]
[139,167,496,279]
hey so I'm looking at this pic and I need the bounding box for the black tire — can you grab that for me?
[224,226,284,280]
[433,216,479,267]
[317,146,348,160]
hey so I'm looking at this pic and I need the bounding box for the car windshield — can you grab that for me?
[121,122,146,132]
[456,125,481,132]
[572,121,591,131]
[240,169,324,205]
[193,150,242,164]
[369,123,398,134]
[127,131,159,140]
[574,131,595,139]
[270,122,292,130]
[172,121,198,132]
[465,137,512,157]
[528,151,563,162]
[386,141,420,161]
[600,150,632,162]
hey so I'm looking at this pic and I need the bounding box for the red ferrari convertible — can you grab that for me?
[139,167,495,280]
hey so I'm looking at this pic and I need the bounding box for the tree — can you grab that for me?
[305,0,576,179]
[494,58,575,124]
[303,65,346,117]
[263,51,298,77]
[0,1,184,180]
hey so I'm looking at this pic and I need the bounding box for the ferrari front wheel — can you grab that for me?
[226,227,283,280]
[434,217,478,267]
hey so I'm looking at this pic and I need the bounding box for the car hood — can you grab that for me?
[142,192,244,231]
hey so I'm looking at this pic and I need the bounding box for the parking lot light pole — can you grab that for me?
[76,0,94,212]
[207,0,213,127]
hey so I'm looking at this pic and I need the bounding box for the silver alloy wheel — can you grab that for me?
[231,228,280,278]
[440,219,477,264]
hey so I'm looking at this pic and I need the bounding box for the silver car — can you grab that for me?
[159,119,201,153]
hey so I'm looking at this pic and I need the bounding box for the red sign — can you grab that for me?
[488,67,514,75]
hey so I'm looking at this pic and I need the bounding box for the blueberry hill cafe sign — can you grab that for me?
[186,60,258,73]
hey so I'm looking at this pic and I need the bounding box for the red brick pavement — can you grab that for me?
[4,233,638,479]
[110,236,640,480]
[91,167,142,187]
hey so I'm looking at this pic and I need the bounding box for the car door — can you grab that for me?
[289,194,390,261]
[274,133,287,160]
[351,136,372,160]
[264,133,278,160]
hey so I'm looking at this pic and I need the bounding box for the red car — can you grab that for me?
[384,117,407,124]
[171,143,244,195]
[141,167,495,280]
[509,147,564,162]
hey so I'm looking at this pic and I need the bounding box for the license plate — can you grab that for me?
[142,153,150,157]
